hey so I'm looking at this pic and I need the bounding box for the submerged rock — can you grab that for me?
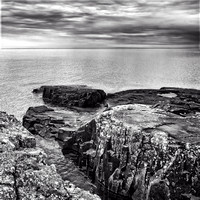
[0,111,101,200]
[33,85,106,108]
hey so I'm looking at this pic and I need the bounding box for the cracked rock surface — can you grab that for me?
[60,104,200,200]
[94,105,200,200]
[0,111,100,200]
[22,101,200,199]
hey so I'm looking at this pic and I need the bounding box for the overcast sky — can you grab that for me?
[2,0,199,48]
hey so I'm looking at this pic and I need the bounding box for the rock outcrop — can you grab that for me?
[90,104,200,200]
[22,105,102,192]
[107,87,200,116]
[0,111,100,200]
[58,104,200,200]
[27,86,200,200]
[33,85,106,108]
[23,103,200,200]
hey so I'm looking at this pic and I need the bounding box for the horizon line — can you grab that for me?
[1,47,199,50]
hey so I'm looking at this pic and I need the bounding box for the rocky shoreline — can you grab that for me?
[0,111,100,200]
[2,85,200,200]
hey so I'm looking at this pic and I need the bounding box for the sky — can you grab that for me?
[1,0,199,48]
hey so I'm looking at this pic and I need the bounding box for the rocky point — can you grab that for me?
[22,85,200,200]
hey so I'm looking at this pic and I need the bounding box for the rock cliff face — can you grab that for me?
[33,85,106,108]
[23,103,200,200]
[0,111,100,200]
[92,105,200,200]
[60,104,200,200]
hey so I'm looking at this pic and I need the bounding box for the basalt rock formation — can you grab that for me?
[0,111,100,200]
[33,85,106,108]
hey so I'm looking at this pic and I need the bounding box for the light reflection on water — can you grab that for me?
[0,49,199,120]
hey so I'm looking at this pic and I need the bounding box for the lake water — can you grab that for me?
[0,49,199,120]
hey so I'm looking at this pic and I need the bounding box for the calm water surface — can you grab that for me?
[0,49,199,120]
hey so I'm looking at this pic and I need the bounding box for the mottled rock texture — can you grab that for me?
[98,105,200,199]
[23,103,200,200]
[0,111,100,200]
[23,105,102,192]
[27,86,200,200]
[33,85,106,108]
[107,87,200,116]
[62,104,200,200]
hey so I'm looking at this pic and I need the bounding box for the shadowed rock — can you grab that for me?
[33,85,106,108]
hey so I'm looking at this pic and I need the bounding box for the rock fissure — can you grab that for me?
[13,164,20,200]
[0,111,100,200]
[21,86,200,200]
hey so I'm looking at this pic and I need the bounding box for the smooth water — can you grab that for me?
[0,49,199,120]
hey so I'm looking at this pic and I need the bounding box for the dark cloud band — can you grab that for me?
[2,0,199,48]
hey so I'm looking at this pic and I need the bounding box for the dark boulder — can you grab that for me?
[33,85,106,108]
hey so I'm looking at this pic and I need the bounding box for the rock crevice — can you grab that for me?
[0,111,100,200]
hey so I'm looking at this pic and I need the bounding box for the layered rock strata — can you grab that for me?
[0,111,100,200]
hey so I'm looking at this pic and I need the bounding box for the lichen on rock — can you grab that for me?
[22,95,200,200]
[0,111,100,200]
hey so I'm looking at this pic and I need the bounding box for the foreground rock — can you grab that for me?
[23,103,200,200]
[62,104,200,200]
[33,85,106,108]
[0,111,100,200]
[107,87,200,116]
[91,105,200,200]
[23,105,104,142]
[22,105,103,192]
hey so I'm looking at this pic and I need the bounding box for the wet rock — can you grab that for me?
[33,85,106,108]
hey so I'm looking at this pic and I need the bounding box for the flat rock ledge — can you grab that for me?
[0,111,100,200]
[23,103,200,200]
[107,87,200,117]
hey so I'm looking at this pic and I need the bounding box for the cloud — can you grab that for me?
[2,0,199,48]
